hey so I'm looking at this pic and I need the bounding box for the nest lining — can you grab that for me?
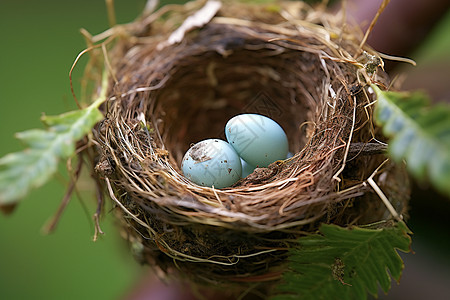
[89,0,409,291]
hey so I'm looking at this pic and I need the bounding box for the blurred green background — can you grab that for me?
[0,1,449,300]
[0,1,149,299]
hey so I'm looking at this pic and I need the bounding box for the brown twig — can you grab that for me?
[43,155,84,234]
[348,142,387,156]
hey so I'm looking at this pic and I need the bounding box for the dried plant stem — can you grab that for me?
[105,177,151,229]
[358,0,390,51]
[92,177,105,241]
[43,156,83,234]
[333,96,357,182]
[105,0,117,28]
[366,160,401,221]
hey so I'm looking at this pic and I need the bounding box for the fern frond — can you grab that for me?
[272,222,411,300]
[0,103,103,207]
[373,85,450,197]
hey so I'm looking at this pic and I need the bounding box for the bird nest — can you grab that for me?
[84,0,409,296]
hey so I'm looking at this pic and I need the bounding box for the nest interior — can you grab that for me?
[90,0,410,293]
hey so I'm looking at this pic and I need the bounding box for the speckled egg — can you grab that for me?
[225,114,289,167]
[181,139,242,188]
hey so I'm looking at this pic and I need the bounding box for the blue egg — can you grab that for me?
[225,114,289,167]
[240,158,256,178]
[181,139,242,188]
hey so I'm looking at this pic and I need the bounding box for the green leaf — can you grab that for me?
[372,85,450,197]
[272,222,411,300]
[0,104,103,207]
